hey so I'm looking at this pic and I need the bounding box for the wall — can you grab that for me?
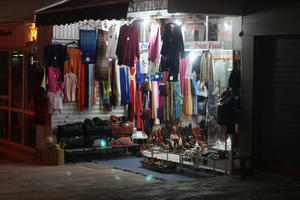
[0,23,33,49]
[51,101,125,130]
[241,1,300,171]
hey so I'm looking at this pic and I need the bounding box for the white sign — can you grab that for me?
[184,41,223,50]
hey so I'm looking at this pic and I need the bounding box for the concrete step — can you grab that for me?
[0,146,35,162]
[0,138,37,159]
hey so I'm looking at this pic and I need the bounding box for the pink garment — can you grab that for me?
[64,72,78,101]
[148,23,160,61]
[179,57,189,96]
[47,66,64,92]
[47,90,64,113]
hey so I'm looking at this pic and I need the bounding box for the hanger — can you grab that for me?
[65,41,79,48]
[78,21,96,29]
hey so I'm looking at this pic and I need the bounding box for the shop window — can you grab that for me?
[11,111,22,144]
[24,115,36,147]
[0,51,9,106]
[11,51,23,109]
[181,15,206,42]
[208,16,233,43]
[0,110,8,139]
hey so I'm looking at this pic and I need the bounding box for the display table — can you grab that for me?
[65,144,139,163]
[141,148,230,175]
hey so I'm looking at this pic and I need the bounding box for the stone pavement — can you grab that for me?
[0,161,299,200]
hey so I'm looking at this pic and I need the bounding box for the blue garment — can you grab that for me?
[136,60,145,84]
[174,81,181,119]
[80,30,97,64]
[150,72,163,81]
[120,67,130,105]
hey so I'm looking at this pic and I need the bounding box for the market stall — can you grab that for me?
[35,0,241,172]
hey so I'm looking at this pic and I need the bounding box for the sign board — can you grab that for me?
[184,41,223,50]
[139,42,149,51]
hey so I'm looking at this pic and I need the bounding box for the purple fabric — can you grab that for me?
[116,25,140,67]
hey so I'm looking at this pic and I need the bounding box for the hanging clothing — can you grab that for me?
[179,56,189,96]
[110,59,118,106]
[191,79,198,115]
[185,79,193,115]
[80,30,97,64]
[64,72,77,102]
[96,30,109,81]
[200,51,214,88]
[136,60,145,84]
[47,66,64,92]
[84,64,89,108]
[47,90,64,113]
[174,81,181,119]
[88,64,94,108]
[148,23,161,73]
[77,64,85,111]
[120,66,130,105]
[100,80,112,112]
[116,24,140,67]
[148,23,160,61]
[114,62,121,106]
[160,23,184,74]
[64,48,81,75]
[139,52,149,74]
[106,25,119,59]
[151,81,159,122]
[45,44,68,80]
[135,84,144,131]
[128,67,136,121]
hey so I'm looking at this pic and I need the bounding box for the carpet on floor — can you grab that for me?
[92,156,214,181]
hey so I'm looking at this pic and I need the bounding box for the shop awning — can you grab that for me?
[36,0,130,26]
[168,0,245,16]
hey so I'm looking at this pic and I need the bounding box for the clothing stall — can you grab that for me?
[37,0,241,173]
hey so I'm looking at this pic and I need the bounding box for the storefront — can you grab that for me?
[32,0,242,173]
[0,22,37,148]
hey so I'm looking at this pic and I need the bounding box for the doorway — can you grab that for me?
[0,49,36,148]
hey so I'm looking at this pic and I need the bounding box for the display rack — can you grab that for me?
[141,147,230,175]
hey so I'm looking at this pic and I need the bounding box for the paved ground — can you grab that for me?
[0,160,299,200]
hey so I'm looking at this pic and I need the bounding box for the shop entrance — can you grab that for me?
[0,49,36,148]
[254,35,300,174]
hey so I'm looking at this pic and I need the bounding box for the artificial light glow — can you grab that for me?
[224,23,231,30]
[175,20,182,26]
[99,139,107,147]
[29,23,37,41]
[143,19,150,26]
[189,52,197,63]
[145,175,154,181]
